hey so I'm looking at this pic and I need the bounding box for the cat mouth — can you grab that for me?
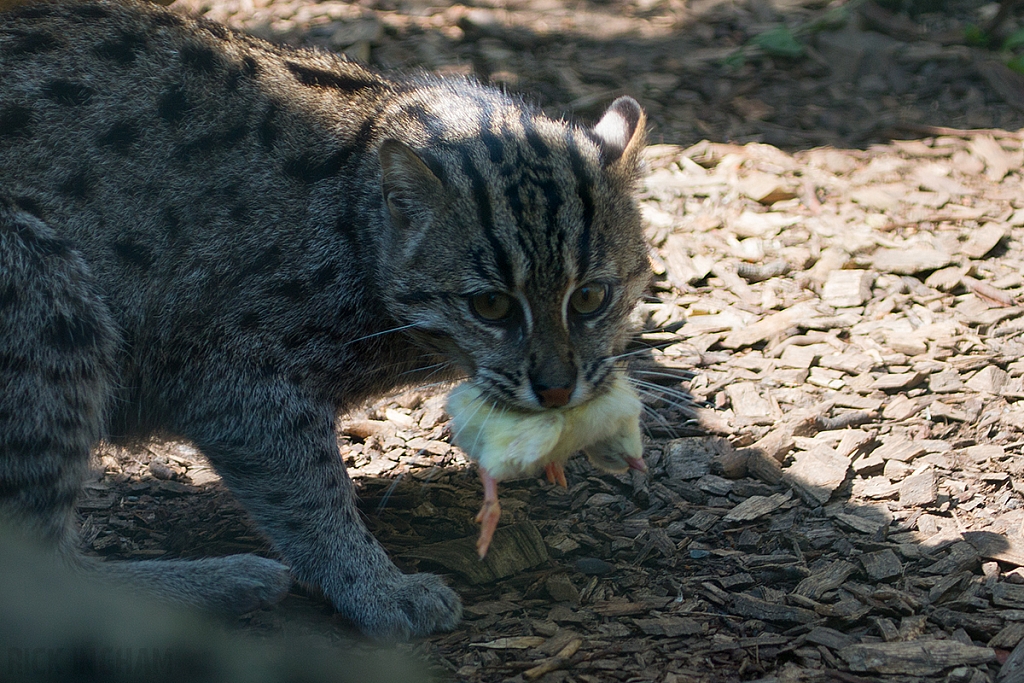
[470,382,595,415]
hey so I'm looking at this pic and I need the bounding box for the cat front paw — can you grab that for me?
[341,571,462,641]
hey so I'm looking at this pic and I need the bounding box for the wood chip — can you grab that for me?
[794,560,856,600]
[860,549,902,581]
[964,531,1024,568]
[725,381,773,418]
[633,616,705,636]
[779,343,825,369]
[873,617,901,642]
[804,626,856,650]
[899,466,938,507]
[966,365,1008,393]
[852,476,899,499]
[833,393,883,411]
[663,233,715,286]
[723,492,791,522]
[1000,637,1024,683]
[745,449,785,486]
[840,641,996,675]
[738,171,796,205]
[871,372,926,391]
[925,264,970,290]
[922,541,980,575]
[730,594,817,624]
[912,165,974,196]
[748,425,797,462]
[989,621,1024,650]
[961,221,1007,259]
[872,248,953,274]
[822,269,875,308]
[963,444,1005,462]
[994,583,1024,609]
[832,511,884,535]
[404,522,549,584]
[341,419,391,439]
[872,437,927,462]
[929,369,964,393]
[928,401,969,422]
[835,429,875,459]
[784,447,851,506]
[964,275,1018,307]
[820,352,876,376]
[545,574,580,604]
[967,135,1021,181]
[524,637,582,680]
[591,599,668,617]
[663,437,732,480]
[721,303,818,349]
[850,187,900,211]
[881,395,927,421]
[471,636,547,649]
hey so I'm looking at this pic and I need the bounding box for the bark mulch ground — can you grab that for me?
[82,0,1024,681]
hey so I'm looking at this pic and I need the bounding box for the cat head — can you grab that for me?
[377,94,649,412]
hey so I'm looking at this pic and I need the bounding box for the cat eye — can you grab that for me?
[470,291,513,322]
[569,283,609,316]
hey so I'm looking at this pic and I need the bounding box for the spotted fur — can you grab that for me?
[0,0,649,640]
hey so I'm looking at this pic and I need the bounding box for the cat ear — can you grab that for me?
[378,139,443,231]
[591,96,646,182]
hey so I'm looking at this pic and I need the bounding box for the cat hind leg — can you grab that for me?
[0,196,112,554]
[0,197,290,614]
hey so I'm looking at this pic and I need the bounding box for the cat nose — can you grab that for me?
[534,385,572,408]
[530,352,576,408]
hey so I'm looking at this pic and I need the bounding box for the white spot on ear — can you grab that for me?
[593,111,629,157]
[590,97,644,168]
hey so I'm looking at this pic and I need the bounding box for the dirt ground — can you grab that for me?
[77,0,1024,681]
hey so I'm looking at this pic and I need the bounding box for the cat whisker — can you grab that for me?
[629,378,698,411]
[344,322,423,347]
[626,382,700,413]
[399,361,451,378]
[410,381,461,396]
[415,464,442,485]
[637,402,680,439]
[396,366,459,390]
[630,383,674,405]
[376,470,405,515]
[606,346,662,362]
[466,401,507,460]
[630,368,696,384]
[450,391,491,445]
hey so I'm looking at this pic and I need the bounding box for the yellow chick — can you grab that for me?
[447,371,645,557]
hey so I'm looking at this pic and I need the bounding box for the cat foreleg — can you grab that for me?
[185,384,461,640]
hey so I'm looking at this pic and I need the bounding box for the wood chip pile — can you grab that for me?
[83,126,1024,683]
[371,134,1024,683]
[70,2,1024,680]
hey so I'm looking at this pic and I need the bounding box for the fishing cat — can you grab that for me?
[0,0,650,640]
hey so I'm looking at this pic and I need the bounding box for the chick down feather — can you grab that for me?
[447,371,643,482]
[447,371,645,557]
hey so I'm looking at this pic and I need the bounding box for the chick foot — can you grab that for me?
[544,462,568,488]
[475,469,501,559]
